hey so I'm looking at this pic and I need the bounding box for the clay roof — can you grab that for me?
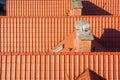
[0,0,119,80]
[0,16,120,52]
[7,0,72,16]
[6,0,120,16]
[51,32,108,52]
[0,52,120,80]
[1,0,120,79]
[76,69,106,80]
[0,17,75,52]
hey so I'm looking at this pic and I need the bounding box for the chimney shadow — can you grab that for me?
[99,29,120,52]
[82,1,111,15]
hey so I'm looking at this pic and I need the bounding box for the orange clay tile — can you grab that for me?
[7,0,72,16]
[1,0,120,80]
[0,52,120,80]
[0,16,120,52]
[6,0,120,16]
[51,31,108,52]
[76,69,106,80]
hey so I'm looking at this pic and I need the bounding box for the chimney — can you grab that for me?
[75,21,94,52]
[69,0,83,16]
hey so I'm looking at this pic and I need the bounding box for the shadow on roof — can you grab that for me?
[99,29,120,52]
[76,69,106,80]
[82,1,111,15]
[0,3,6,16]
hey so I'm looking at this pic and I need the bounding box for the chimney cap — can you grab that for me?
[75,21,94,40]
[72,0,83,9]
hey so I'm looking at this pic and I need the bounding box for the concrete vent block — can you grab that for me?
[75,21,94,40]
[72,0,83,9]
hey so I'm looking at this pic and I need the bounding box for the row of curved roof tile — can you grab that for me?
[0,16,120,52]
[6,0,120,16]
[0,52,120,80]
[1,0,120,80]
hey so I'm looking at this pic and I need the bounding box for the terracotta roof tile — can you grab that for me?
[21,55,25,80]
[1,0,120,80]
[51,32,108,52]
[76,69,106,80]
[0,52,120,80]
[0,17,75,52]
[7,0,72,16]
[0,16,120,52]
[6,0,120,16]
